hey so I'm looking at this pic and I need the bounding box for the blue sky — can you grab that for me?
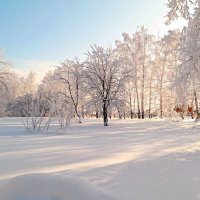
[0,0,184,80]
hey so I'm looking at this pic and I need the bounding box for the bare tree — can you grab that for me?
[0,52,11,91]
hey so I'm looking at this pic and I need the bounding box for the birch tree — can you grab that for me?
[117,27,154,119]
[154,30,180,118]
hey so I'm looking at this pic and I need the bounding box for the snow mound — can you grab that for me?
[0,173,116,200]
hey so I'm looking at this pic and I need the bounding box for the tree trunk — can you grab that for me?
[129,96,133,119]
[76,112,82,123]
[128,81,133,119]
[194,90,200,121]
[160,92,163,119]
[149,69,153,118]
[103,101,108,126]
[130,110,133,119]
[133,88,136,118]
[135,81,141,119]
[75,106,81,123]
[81,104,84,119]
[141,64,145,119]
[191,98,194,119]
[96,108,99,118]
[159,61,166,119]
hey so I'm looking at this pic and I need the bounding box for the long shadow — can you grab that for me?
[0,117,200,200]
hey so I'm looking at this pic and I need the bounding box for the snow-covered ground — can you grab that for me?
[0,118,200,200]
[0,173,115,200]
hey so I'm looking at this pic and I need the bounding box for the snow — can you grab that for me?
[0,118,200,200]
[0,173,115,200]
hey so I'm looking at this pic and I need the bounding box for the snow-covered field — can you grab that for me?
[0,118,200,200]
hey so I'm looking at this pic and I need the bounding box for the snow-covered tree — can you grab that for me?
[154,30,181,118]
[84,45,129,126]
[40,71,74,128]
[166,0,198,24]
[166,0,200,120]
[53,58,84,123]
[116,27,156,119]
[175,20,200,119]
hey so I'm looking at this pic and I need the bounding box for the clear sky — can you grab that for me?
[0,0,184,80]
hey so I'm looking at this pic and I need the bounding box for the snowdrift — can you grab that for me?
[0,173,116,200]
